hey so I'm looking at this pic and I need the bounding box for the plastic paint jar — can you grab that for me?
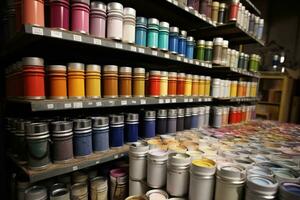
[49,0,69,30]
[230,81,238,97]
[160,71,168,97]
[67,62,85,99]
[168,72,177,96]
[107,2,123,40]
[47,65,67,99]
[123,7,136,43]
[198,107,205,128]
[92,116,109,152]
[90,1,106,38]
[85,64,101,98]
[204,76,211,96]
[71,0,90,34]
[147,149,168,188]
[109,115,124,148]
[178,30,187,56]
[149,70,161,97]
[157,109,168,135]
[169,26,180,54]
[218,3,225,25]
[177,108,185,131]
[196,40,205,61]
[119,66,132,97]
[143,111,156,138]
[167,109,177,134]
[191,107,199,129]
[221,40,229,66]
[204,106,210,127]
[212,78,220,98]
[238,52,244,69]
[129,141,149,180]
[187,0,200,11]
[212,107,222,128]
[22,0,45,26]
[103,65,118,98]
[257,19,264,40]
[125,113,139,143]
[177,73,185,96]
[71,183,88,200]
[186,36,195,59]
[147,18,160,48]
[192,75,199,96]
[133,68,145,97]
[158,21,170,51]
[184,74,192,96]
[135,17,147,47]
[73,119,92,157]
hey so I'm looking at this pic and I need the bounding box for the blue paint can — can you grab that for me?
[167,109,177,134]
[109,115,124,148]
[184,108,192,130]
[186,36,195,59]
[73,119,92,157]
[169,26,179,54]
[157,109,167,135]
[125,113,139,143]
[158,22,170,51]
[147,18,160,49]
[135,17,147,47]
[143,111,156,138]
[178,30,187,56]
[92,116,109,152]
[191,107,199,129]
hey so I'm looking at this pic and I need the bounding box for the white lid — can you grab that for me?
[222,40,229,47]
[213,37,223,45]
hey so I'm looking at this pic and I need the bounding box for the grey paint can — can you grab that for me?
[129,179,148,196]
[147,149,168,188]
[24,185,47,200]
[50,183,70,200]
[129,141,149,180]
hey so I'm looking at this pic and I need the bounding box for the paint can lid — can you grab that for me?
[109,115,124,124]
[124,7,136,17]
[187,36,194,42]
[24,186,47,200]
[160,71,168,77]
[72,0,90,5]
[232,0,240,3]
[205,41,213,47]
[125,113,139,122]
[146,189,169,200]
[136,17,147,26]
[148,18,159,26]
[47,65,66,72]
[168,109,177,118]
[205,76,211,80]
[86,64,101,72]
[51,121,73,133]
[107,2,123,11]
[212,1,219,7]
[144,110,156,118]
[177,73,186,78]
[150,70,161,76]
[219,3,226,9]
[197,40,205,45]
[279,182,300,199]
[91,116,109,127]
[170,26,179,33]
[22,57,44,66]
[90,1,106,11]
[177,108,185,117]
[159,21,170,29]
[213,37,223,45]
[50,183,69,197]
[119,66,132,73]
[73,119,92,130]
[185,108,192,116]
[186,74,192,79]
[68,63,85,71]
[168,72,177,78]
[180,30,187,37]
[103,65,118,72]
[157,109,167,118]
[133,67,145,74]
[222,40,229,47]
[26,122,49,136]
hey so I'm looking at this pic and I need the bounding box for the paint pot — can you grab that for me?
[143,111,156,138]
[47,65,67,99]
[92,116,109,152]
[167,109,177,134]
[51,121,74,163]
[146,189,169,200]
[189,159,216,200]
[72,171,88,184]
[110,168,128,200]
[129,142,149,180]
[192,75,199,96]
[85,64,101,98]
[160,71,168,96]
[50,183,70,200]
[49,0,69,30]
[245,175,278,200]
[103,65,118,98]
[198,107,205,128]
[15,120,30,164]
[186,36,195,59]
[73,119,92,157]
[167,153,191,196]
[123,7,136,43]
[214,164,246,200]
[149,70,161,97]
[184,74,192,96]
[158,21,170,51]
[119,66,132,97]
[22,0,45,26]
[129,179,148,196]
[177,108,185,131]
[177,73,185,96]
[133,68,145,97]
[90,1,106,38]
[67,63,85,99]
[212,107,222,128]
[229,0,239,21]
[178,30,187,56]
[125,113,139,143]
[196,40,205,61]
[184,108,192,130]
[191,107,199,129]
[168,72,177,96]
[107,2,123,40]
[26,122,50,170]
[71,183,88,200]
[24,185,47,200]
[157,109,167,135]
[125,195,147,200]
[147,149,168,188]
[147,18,160,48]
[135,17,147,47]
[279,182,300,200]
[204,41,213,63]
[71,0,90,34]
[169,26,179,54]
[109,115,124,148]
[90,176,108,200]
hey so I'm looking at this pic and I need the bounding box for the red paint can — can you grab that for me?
[176,73,185,96]
[49,0,70,30]
[149,70,160,97]
[229,0,239,21]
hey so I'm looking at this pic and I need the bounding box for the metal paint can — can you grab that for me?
[92,116,109,152]
[110,168,128,200]
[50,183,70,200]
[129,141,149,180]
[71,183,88,200]
[24,185,47,200]
[245,175,278,200]
[147,149,168,188]
[129,179,148,196]
[279,182,300,200]
[90,176,108,200]
[146,189,169,200]
[125,195,147,200]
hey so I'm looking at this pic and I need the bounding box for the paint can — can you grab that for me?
[50,183,70,200]
[129,142,149,180]
[245,175,278,200]
[125,113,139,143]
[110,168,128,200]
[177,108,185,132]
[146,189,168,200]
[157,109,167,135]
[90,176,108,200]
[143,111,156,138]
[71,183,88,200]
[129,179,148,196]
[17,179,31,200]
[109,115,124,148]
[167,109,177,134]
[24,185,47,200]
[279,182,300,200]
[73,119,92,157]
[107,2,123,40]
[147,149,168,188]
[92,116,109,152]
[122,7,136,44]
[71,0,90,34]
[72,171,88,184]
[15,120,30,164]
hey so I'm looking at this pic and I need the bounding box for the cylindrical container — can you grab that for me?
[146,189,168,200]
[167,153,191,196]
[249,14,255,35]
[129,180,148,196]
[178,30,187,56]
[160,71,168,96]
[135,17,147,47]
[22,0,45,26]
[47,65,67,99]
[186,36,195,59]
[177,108,185,131]
[125,113,139,143]
[92,116,109,152]
[103,65,118,98]
[204,76,211,96]
[238,52,244,69]
[50,0,69,30]
[133,68,145,97]
[212,107,222,128]
[86,64,101,98]
[168,72,177,96]
[184,108,192,130]
[212,78,220,97]
[191,107,199,129]
[71,0,90,33]
[22,57,45,99]
[24,185,47,200]
[149,70,161,97]
[15,120,29,164]
[237,81,243,97]
[68,62,85,99]
[198,107,205,128]
[192,75,199,96]
[119,66,132,97]
[51,121,73,163]
[229,0,239,21]
[204,41,213,63]
[73,119,92,157]
[198,76,205,96]
[26,122,50,170]
[90,1,106,38]
[218,3,225,25]
[71,183,88,200]
[167,109,177,134]
[230,81,238,97]
[215,164,246,200]
[204,106,210,127]
[72,171,88,184]
[184,74,192,96]
[90,176,108,200]
[196,40,205,61]
[244,54,249,70]
[169,26,179,54]
[50,183,70,200]
[107,2,123,40]
[279,182,300,200]
[122,7,136,43]
[158,21,170,51]
[109,115,124,148]
[245,175,278,200]
[177,73,185,96]
[143,111,156,138]
[147,149,168,188]
[157,109,167,135]
[221,40,228,66]
[187,0,200,11]
[189,159,216,200]
[257,19,264,40]
[129,141,149,180]
[213,37,223,65]
[211,1,219,24]
[147,18,159,48]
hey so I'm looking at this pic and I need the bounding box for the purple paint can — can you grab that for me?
[49,0,70,30]
[90,1,106,38]
[71,0,90,34]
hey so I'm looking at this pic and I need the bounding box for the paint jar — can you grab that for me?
[187,0,200,10]
[167,153,191,196]
[129,141,149,180]
[92,116,109,152]
[198,76,205,96]
[107,2,123,40]
[218,3,225,25]
[273,168,300,184]
[146,189,168,200]
[109,115,124,148]
[230,81,238,97]
[215,164,246,200]
[212,78,220,97]
[253,16,260,37]
[221,40,228,66]
[90,1,106,38]
[192,75,199,96]
[26,122,50,170]
[160,71,168,96]
[143,111,156,138]
[204,76,211,96]
[147,149,168,188]
[229,0,239,21]
[149,70,161,97]
[279,182,300,200]
[198,107,205,128]
[71,183,88,200]
[119,66,132,97]
[25,185,47,200]
[51,121,73,163]
[249,14,255,35]
[158,21,170,51]
[157,109,167,135]
[196,40,205,61]
[178,30,187,56]
[237,81,243,97]
[213,37,223,65]
[85,64,101,98]
[245,175,278,200]
[204,0,212,19]
[257,19,264,40]
[184,74,192,96]
[22,0,45,26]
[177,108,185,131]
[22,57,45,99]
[129,179,148,196]
[47,65,67,99]
[169,27,179,54]
[204,41,213,63]
[184,108,192,130]
[90,176,108,200]
[211,1,219,24]
[133,68,145,97]
[238,52,244,69]
[73,119,92,157]
[67,63,85,99]
[71,0,90,33]
[177,73,185,96]
[49,0,69,30]
[212,107,222,128]
[135,17,147,47]
[191,107,199,129]
[244,54,249,70]
[204,106,210,127]
[103,65,118,98]
[110,168,128,200]
[125,113,139,143]
[15,120,29,164]
[168,72,177,96]
[147,18,159,48]
[186,36,195,59]
[167,109,177,134]
[189,159,216,200]
[122,7,136,43]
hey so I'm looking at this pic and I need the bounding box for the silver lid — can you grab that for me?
[51,121,73,133]
[180,30,187,37]
[205,76,211,80]
[109,115,124,124]
[126,113,139,122]
[219,3,226,9]
[73,119,92,130]
[107,2,123,11]
[198,107,205,114]
[86,64,101,72]
[148,18,159,25]
[177,108,185,117]
[185,108,192,116]
[150,70,160,76]
[25,186,47,200]
[68,63,85,71]
[144,110,156,118]
[197,40,205,45]
[22,57,44,66]
[170,26,179,33]
[47,65,66,72]
[186,74,192,79]
[26,122,49,136]
[16,120,31,134]
[192,107,199,115]
[133,68,145,74]
[160,71,168,77]
[50,183,68,197]
[247,175,278,195]
[205,41,213,47]
[90,1,106,11]
[119,66,132,73]
[92,116,109,127]
[123,7,136,17]
[192,75,199,80]
[103,65,118,72]
[168,109,177,118]
[177,73,185,78]
[187,36,194,42]
[159,21,170,29]
[168,72,177,77]
[157,109,167,118]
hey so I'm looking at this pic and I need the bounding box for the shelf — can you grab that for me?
[214,97,259,102]
[6,96,213,112]
[241,0,262,16]
[212,65,260,78]
[9,145,129,183]
[258,101,280,106]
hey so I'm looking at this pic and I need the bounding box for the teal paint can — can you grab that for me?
[158,21,169,51]
[147,18,159,49]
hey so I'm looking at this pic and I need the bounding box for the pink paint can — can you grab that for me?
[49,0,70,30]
[90,1,106,38]
[71,0,90,34]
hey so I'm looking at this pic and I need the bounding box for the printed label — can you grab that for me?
[32,27,43,35]
[73,34,82,42]
[93,38,102,45]
[50,30,62,38]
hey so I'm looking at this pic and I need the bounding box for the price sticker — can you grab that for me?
[189,98,193,102]
[130,46,137,52]
[115,43,123,49]
[32,27,43,35]
[138,48,145,53]
[171,98,176,103]
[87,102,93,106]
[140,99,146,104]
[72,166,78,171]
[96,102,102,107]
[47,104,54,109]
[176,56,182,61]
[159,99,164,104]
[184,98,188,102]
[64,103,72,108]
[183,58,188,63]
[73,102,83,108]
[152,50,158,56]
[93,38,102,45]
[50,30,62,38]
[132,100,137,104]
[121,100,127,105]
[164,53,170,58]
[165,99,170,103]
[73,34,82,42]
